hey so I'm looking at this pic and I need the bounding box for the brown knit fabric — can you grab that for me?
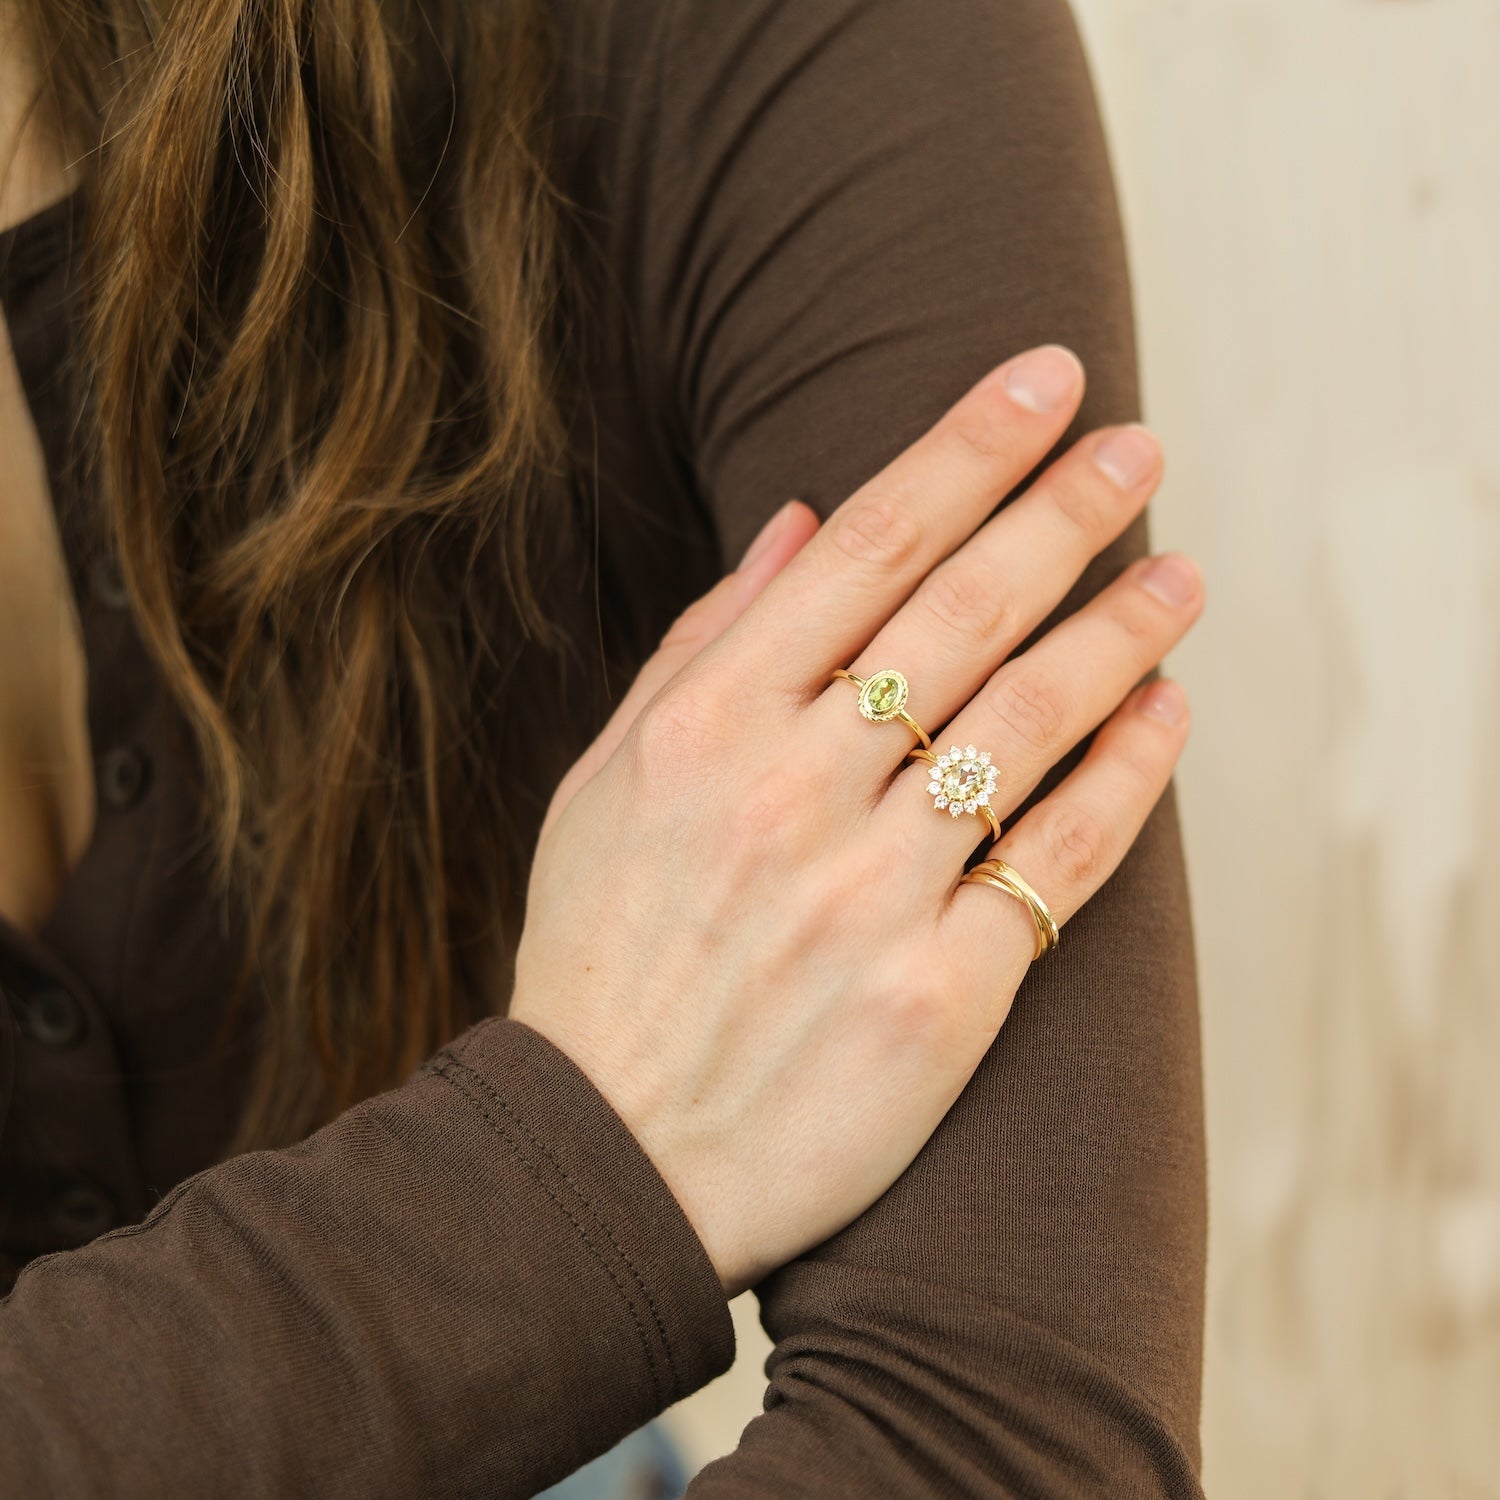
[0,2,1205,1495]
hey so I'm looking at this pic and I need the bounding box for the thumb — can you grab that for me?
[540,500,818,841]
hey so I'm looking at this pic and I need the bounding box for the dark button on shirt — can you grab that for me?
[97,743,151,810]
[49,1182,119,1246]
[14,985,87,1050]
[90,552,130,610]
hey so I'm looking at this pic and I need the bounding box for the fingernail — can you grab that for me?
[738,502,793,571]
[1001,344,1083,414]
[1137,679,1186,725]
[1139,553,1199,607]
[1093,425,1159,490]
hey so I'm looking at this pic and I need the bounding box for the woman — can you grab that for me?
[0,0,1207,1495]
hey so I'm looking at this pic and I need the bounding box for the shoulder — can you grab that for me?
[547,0,1097,167]
[546,0,1132,564]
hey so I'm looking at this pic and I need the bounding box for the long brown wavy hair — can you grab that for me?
[10,0,596,1155]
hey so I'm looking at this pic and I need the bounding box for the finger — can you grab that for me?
[943,676,1191,967]
[812,422,1162,773]
[698,344,1086,694]
[540,501,819,842]
[610,500,819,731]
[885,550,1204,871]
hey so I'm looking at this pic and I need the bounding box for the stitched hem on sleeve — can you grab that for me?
[423,1015,736,1406]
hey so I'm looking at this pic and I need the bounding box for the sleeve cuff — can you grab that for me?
[424,1014,737,1407]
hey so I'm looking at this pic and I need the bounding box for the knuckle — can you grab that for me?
[1042,801,1113,886]
[630,686,723,782]
[1111,736,1162,797]
[1049,471,1110,537]
[948,404,1015,463]
[989,665,1070,755]
[1114,591,1169,651]
[826,490,923,571]
[870,955,951,1046]
[918,564,1018,647]
[658,599,714,655]
[1111,709,1171,788]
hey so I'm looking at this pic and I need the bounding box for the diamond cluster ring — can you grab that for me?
[907,742,1002,843]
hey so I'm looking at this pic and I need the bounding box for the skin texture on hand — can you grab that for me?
[509,344,1203,1297]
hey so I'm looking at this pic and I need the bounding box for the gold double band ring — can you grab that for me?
[961,858,1060,960]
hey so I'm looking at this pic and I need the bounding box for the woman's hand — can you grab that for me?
[509,344,1203,1299]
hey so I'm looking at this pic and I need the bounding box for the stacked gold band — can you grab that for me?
[830,668,932,750]
[961,858,1060,960]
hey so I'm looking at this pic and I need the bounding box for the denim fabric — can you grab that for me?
[532,1419,688,1500]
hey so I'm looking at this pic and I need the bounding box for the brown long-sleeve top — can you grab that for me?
[0,1,1207,1495]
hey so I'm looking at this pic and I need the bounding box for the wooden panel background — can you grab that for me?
[664,4,1500,1494]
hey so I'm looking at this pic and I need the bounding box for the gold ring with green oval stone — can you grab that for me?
[829,667,933,751]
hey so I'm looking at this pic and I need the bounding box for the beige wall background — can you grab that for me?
[666,3,1500,1494]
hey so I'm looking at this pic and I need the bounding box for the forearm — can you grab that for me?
[0,1018,734,1497]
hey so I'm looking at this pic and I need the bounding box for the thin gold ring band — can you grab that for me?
[830,667,932,751]
[907,747,1002,843]
[961,858,1060,960]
